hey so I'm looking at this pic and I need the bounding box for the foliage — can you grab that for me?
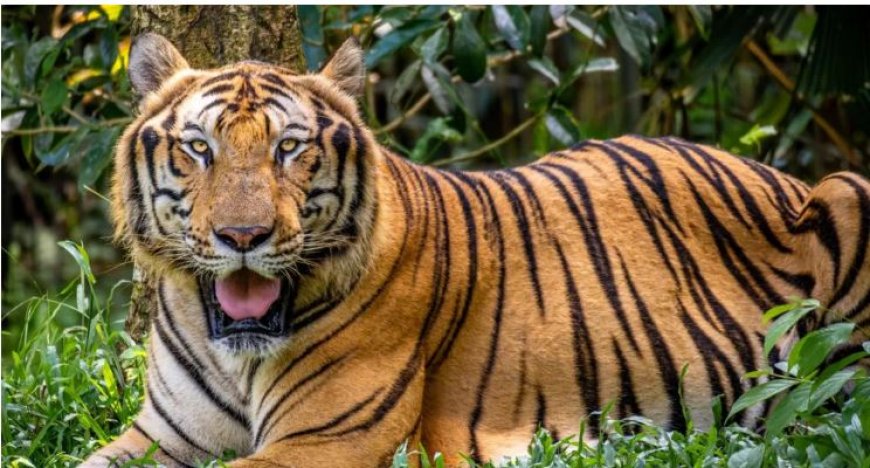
[2,6,134,339]
[3,246,868,466]
[2,5,131,185]
[2,242,146,467]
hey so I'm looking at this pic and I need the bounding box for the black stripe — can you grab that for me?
[278,388,384,440]
[197,98,227,117]
[468,180,507,461]
[259,82,292,100]
[416,171,451,355]
[612,337,641,419]
[255,355,346,445]
[664,139,793,254]
[600,140,685,235]
[768,265,815,297]
[127,123,149,238]
[263,97,287,113]
[201,71,242,87]
[259,72,288,87]
[132,422,192,467]
[684,173,785,308]
[793,199,842,290]
[202,83,234,97]
[826,175,869,309]
[552,240,600,436]
[486,172,546,316]
[430,170,480,368]
[324,351,423,436]
[528,164,641,352]
[148,382,212,456]
[678,300,745,418]
[155,285,249,429]
[616,251,686,431]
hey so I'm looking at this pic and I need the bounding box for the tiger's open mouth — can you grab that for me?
[199,269,294,341]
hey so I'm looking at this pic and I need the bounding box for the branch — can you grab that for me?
[1,117,133,136]
[430,113,541,167]
[375,27,570,136]
[744,39,861,167]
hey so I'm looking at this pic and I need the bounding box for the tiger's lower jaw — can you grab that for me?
[198,276,296,356]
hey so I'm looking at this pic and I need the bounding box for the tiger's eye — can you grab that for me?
[279,138,297,153]
[191,140,209,154]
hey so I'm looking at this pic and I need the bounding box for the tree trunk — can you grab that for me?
[125,6,306,341]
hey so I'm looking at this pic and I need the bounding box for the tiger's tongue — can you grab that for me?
[214,270,281,321]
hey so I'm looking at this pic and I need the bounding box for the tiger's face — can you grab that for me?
[114,34,373,355]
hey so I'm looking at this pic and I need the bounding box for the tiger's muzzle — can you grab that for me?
[198,269,297,353]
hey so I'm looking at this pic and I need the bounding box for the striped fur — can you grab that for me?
[83,36,870,467]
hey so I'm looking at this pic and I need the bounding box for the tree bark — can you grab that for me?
[125,6,306,341]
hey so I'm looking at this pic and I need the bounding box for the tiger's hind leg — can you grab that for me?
[797,171,870,338]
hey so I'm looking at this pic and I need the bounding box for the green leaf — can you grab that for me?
[421,63,456,114]
[365,19,438,68]
[452,15,487,83]
[798,7,870,96]
[808,369,857,412]
[739,124,778,148]
[532,118,550,155]
[545,106,581,146]
[528,6,549,56]
[788,323,855,377]
[584,57,619,74]
[492,6,530,51]
[37,127,87,167]
[683,6,776,94]
[728,379,798,420]
[687,6,713,40]
[40,79,68,115]
[58,240,96,284]
[24,37,57,84]
[78,127,121,188]
[299,5,327,71]
[420,28,448,66]
[99,27,118,71]
[565,10,605,47]
[608,6,663,68]
[765,381,811,436]
[763,301,803,323]
[390,59,422,105]
[410,117,463,163]
[727,444,764,468]
[528,57,560,86]
[743,369,772,379]
[763,301,816,358]
[560,57,619,93]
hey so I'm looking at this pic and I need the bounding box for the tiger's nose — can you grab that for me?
[214,225,273,252]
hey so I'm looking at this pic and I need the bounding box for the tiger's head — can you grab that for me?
[113,33,378,355]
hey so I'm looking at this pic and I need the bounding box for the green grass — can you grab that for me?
[3,243,869,467]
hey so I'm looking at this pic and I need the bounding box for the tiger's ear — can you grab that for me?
[128,33,190,96]
[320,38,365,98]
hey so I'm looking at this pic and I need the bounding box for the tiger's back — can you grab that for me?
[82,35,870,467]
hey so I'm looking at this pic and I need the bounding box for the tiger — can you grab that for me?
[82,32,870,467]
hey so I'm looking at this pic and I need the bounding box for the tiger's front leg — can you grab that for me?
[82,316,256,467]
[234,346,426,467]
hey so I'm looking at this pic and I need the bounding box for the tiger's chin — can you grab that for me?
[198,273,296,357]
